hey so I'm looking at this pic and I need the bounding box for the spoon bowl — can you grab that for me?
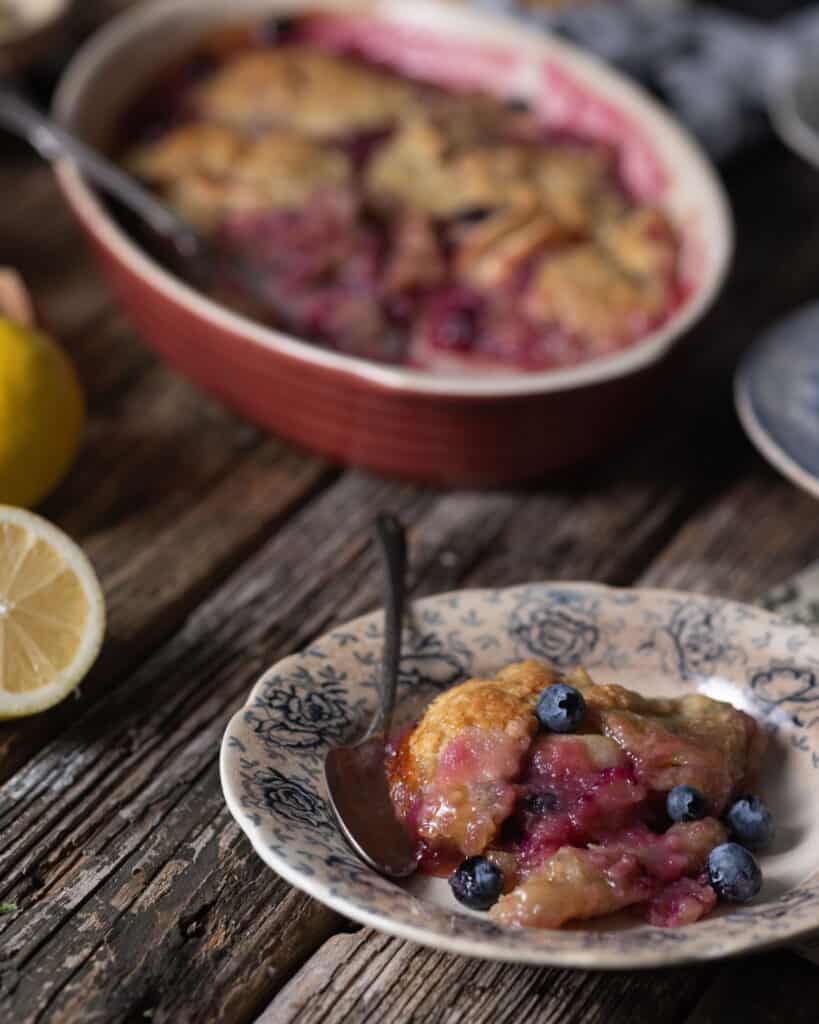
[324,514,418,880]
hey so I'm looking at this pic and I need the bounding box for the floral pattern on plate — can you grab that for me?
[220,583,819,967]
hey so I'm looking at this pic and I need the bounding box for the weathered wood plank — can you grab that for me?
[0,433,330,784]
[6,775,341,1024]
[637,461,819,600]
[258,930,716,1024]
[682,950,819,1024]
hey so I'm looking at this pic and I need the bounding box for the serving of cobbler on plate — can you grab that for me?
[120,14,683,373]
[388,659,772,929]
[221,583,819,966]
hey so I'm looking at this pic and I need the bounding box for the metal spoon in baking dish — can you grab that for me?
[0,88,271,307]
[324,513,419,880]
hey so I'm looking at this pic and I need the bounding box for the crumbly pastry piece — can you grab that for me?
[367,107,621,229]
[597,206,678,280]
[567,666,765,812]
[127,122,242,185]
[388,661,559,854]
[451,149,629,290]
[367,108,633,300]
[194,48,417,138]
[532,145,625,233]
[588,692,764,814]
[491,818,726,928]
[393,661,558,789]
[524,207,678,347]
[127,123,351,228]
[454,204,573,290]
[367,113,538,218]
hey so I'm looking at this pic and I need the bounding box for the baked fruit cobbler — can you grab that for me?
[387,660,773,928]
[119,15,683,373]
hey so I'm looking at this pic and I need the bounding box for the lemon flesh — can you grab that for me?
[0,318,85,508]
[0,506,105,718]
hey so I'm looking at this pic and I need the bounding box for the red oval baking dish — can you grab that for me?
[52,0,732,486]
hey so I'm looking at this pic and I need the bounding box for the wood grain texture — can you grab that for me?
[682,951,819,1024]
[259,930,718,1024]
[638,461,819,599]
[0,432,330,783]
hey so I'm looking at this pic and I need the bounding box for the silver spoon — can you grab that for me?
[325,513,419,879]
[0,87,269,304]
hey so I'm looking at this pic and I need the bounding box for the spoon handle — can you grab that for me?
[368,513,406,740]
[0,87,199,254]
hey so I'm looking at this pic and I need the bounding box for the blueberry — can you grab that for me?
[449,856,504,911]
[525,792,559,816]
[536,683,586,733]
[725,795,775,851]
[707,843,762,903]
[666,785,707,823]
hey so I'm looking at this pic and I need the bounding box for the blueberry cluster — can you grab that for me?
[665,784,774,903]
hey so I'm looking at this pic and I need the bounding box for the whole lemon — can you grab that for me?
[0,318,85,508]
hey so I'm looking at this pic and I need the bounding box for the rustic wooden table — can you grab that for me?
[3,2,819,1021]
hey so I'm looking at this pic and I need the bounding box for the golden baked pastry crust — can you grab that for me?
[366,111,622,229]
[524,219,674,347]
[366,114,535,218]
[194,47,417,138]
[454,204,574,289]
[397,660,558,789]
[127,123,351,227]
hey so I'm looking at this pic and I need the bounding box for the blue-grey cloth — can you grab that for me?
[475,1,818,160]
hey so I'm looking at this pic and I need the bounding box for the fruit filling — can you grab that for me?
[386,660,770,929]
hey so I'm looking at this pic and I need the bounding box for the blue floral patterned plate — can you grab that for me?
[735,301,819,501]
[220,583,819,967]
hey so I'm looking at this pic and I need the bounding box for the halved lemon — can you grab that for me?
[0,506,105,719]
